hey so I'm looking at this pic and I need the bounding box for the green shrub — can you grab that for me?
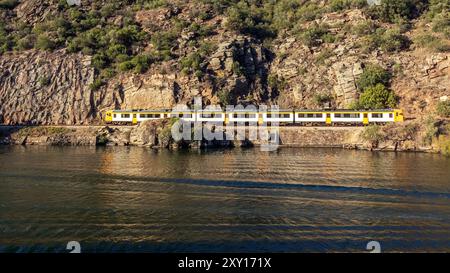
[188,22,215,38]
[180,42,216,76]
[267,74,287,92]
[415,34,450,52]
[315,49,335,65]
[38,76,51,87]
[217,89,232,106]
[423,117,439,145]
[436,101,450,117]
[313,93,333,106]
[295,2,324,22]
[91,53,110,70]
[329,0,367,12]
[380,29,410,52]
[353,21,378,36]
[0,0,19,9]
[100,68,116,80]
[100,3,118,18]
[106,44,128,60]
[89,78,104,91]
[426,0,450,20]
[357,84,397,109]
[132,54,152,74]
[232,61,244,76]
[96,134,109,146]
[110,25,145,46]
[34,35,56,50]
[117,60,136,72]
[15,35,35,50]
[181,53,202,75]
[151,30,178,56]
[438,135,450,156]
[361,125,384,145]
[432,12,450,35]
[117,54,152,73]
[364,28,410,52]
[369,0,428,23]
[225,1,275,39]
[299,24,332,47]
[356,64,391,92]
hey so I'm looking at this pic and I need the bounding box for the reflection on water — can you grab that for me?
[0,146,449,252]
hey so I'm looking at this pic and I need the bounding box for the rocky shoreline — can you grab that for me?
[1,119,448,155]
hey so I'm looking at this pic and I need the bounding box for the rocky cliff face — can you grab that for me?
[0,1,449,125]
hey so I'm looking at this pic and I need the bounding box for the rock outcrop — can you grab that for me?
[0,3,449,125]
[0,50,109,125]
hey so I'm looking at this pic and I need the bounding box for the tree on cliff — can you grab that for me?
[357,84,397,109]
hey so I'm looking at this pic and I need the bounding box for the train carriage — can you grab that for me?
[197,110,226,123]
[330,111,364,125]
[227,110,259,125]
[261,110,295,125]
[169,110,196,122]
[105,110,170,124]
[294,111,328,125]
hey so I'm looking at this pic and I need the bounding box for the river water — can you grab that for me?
[0,146,449,252]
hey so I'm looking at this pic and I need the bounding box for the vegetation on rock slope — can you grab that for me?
[0,0,449,109]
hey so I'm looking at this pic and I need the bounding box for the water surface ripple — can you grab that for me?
[0,146,449,252]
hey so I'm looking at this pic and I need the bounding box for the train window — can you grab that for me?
[267,113,289,118]
[307,114,314,118]
[389,113,393,118]
[177,113,193,118]
[326,113,331,118]
[372,113,382,118]
[234,113,255,118]
[343,113,360,118]
[315,113,323,118]
[113,114,117,118]
[335,114,341,118]
[122,114,130,118]
[201,113,221,118]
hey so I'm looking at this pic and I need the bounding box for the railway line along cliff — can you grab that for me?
[1,120,449,154]
[0,1,449,154]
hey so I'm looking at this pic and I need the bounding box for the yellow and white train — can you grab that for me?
[105,109,404,125]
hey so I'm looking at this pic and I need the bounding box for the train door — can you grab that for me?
[326,113,331,125]
[132,114,138,124]
[363,113,369,125]
[258,114,264,125]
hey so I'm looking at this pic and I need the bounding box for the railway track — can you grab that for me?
[0,124,366,130]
